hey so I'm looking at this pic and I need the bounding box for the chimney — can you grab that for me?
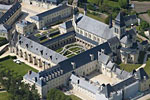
[84,4,87,15]
[49,75,51,80]
[60,70,63,74]
[90,54,94,61]
[71,62,76,69]
[109,15,112,28]
[28,70,32,75]
[35,77,37,82]
[101,49,105,54]
[144,76,147,80]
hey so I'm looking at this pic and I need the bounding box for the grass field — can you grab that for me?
[0,92,9,100]
[119,63,141,72]
[87,13,105,22]
[70,95,81,100]
[0,57,38,77]
[144,58,150,76]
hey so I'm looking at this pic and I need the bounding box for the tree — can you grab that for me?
[140,20,149,31]
[119,0,128,8]
[47,88,72,100]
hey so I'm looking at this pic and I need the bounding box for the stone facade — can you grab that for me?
[30,4,73,29]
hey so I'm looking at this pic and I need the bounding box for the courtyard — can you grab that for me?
[56,43,86,58]
[86,71,120,85]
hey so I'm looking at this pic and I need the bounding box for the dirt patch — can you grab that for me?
[139,14,150,23]
[132,1,150,13]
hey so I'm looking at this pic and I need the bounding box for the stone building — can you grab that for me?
[10,35,67,71]
[16,20,35,35]
[0,2,22,39]
[30,4,73,29]
[59,20,74,34]
[22,0,61,9]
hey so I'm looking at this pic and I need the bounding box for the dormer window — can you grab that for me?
[26,44,28,48]
[50,56,52,60]
[40,50,43,55]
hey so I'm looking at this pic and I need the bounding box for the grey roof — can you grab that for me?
[0,4,12,10]
[16,20,33,28]
[98,53,110,65]
[101,76,138,98]
[70,74,99,94]
[115,12,125,27]
[41,31,75,46]
[59,20,73,29]
[106,61,115,70]
[136,68,149,80]
[30,4,71,21]
[0,24,12,33]
[141,40,148,45]
[36,0,61,4]
[120,29,136,45]
[24,42,112,86]
[124,15,137,22]
[27,35,40,43]
[75,32,99,46]
[101,84,114,98]
[17,35,67,64]
[76,14,114,40]
[107,36,120,46]
[0,2,21,24]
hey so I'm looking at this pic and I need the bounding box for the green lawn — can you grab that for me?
[69,95,81,100]
[0,37,8,47]
[119,63,141,72]
[103,0,120,8]
[56,48,63,53]
[0,56,38,77]
[144,58,150,76]
[87,12,105,22]
[0,92,9,100]
[66,54,76,58]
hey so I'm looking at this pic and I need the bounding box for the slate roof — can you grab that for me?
[16,20,33,28]
[70,74,99,94]
[101,84,114,98]
[106,61,115,70]
[136,68,149,80]
[101,76,138,98]
[98,53,110,65]
[115,12,125,27]
[59,20,73,29]
[41,31,75,46]
[124,15,137,22]
[30,4,71,21]
[75,33,99,46]
[76,14,114,40]
[36,0,61,4]
[17,35,67,64]
[107,36,120,46]
[120,29,136,45]
[0,24,12,33]
[24,42,112,86]
[141,40,148,45]
[0,2,21,24]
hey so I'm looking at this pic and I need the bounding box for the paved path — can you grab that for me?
[138,94,150,100]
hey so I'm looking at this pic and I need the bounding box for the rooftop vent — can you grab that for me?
[89,54,94,61]
[71,62,76,69]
